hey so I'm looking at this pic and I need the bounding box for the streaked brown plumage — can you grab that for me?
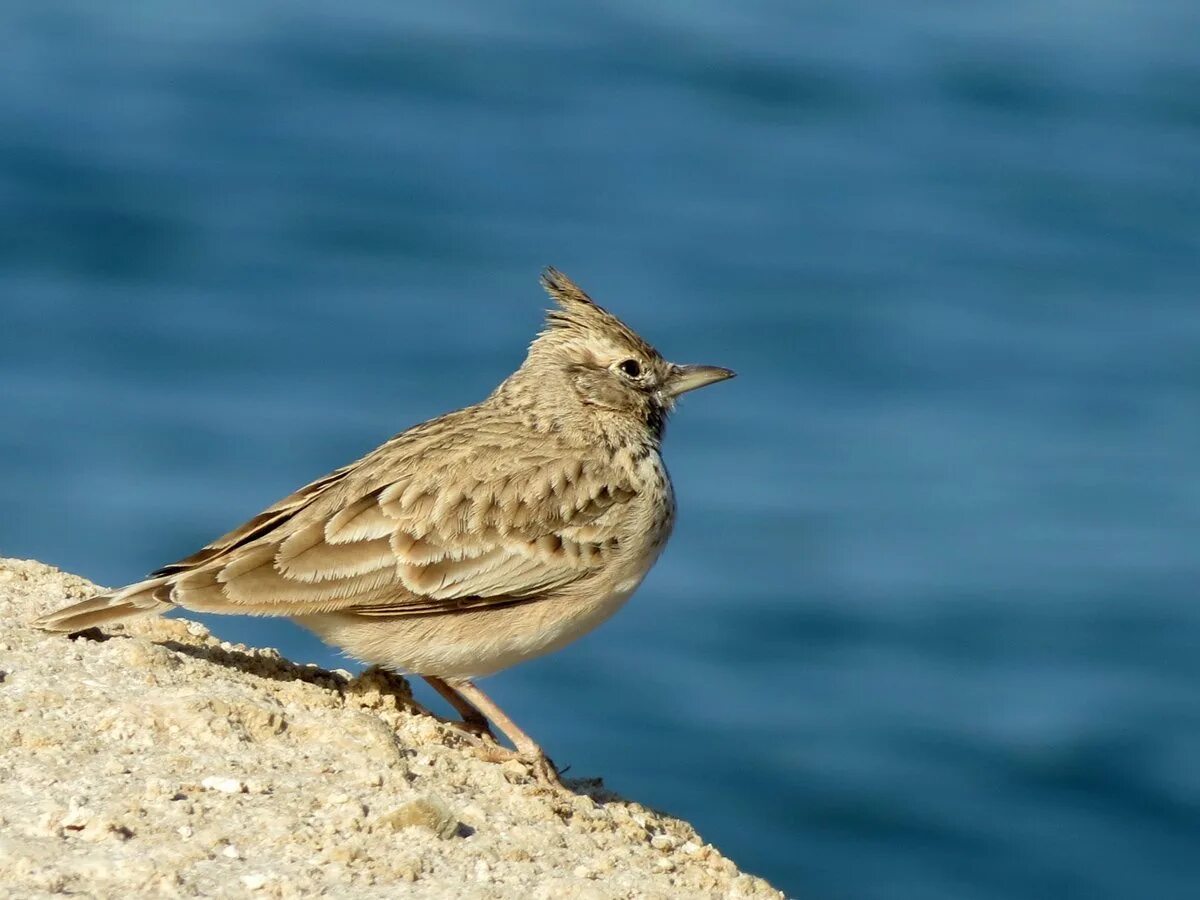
[34,268,734,785]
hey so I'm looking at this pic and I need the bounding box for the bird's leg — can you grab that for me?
[421,675,496,742]
[450,678,565,789]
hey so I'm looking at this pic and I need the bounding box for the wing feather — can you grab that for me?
[150,465,355,576]
[324,491,395,544]
[153,447,635,620]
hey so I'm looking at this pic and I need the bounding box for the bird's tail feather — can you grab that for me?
[33,578,174,633]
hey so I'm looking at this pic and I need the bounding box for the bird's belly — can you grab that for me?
[295,576,647,679]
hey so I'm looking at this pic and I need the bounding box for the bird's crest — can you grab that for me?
[538,267,656,357]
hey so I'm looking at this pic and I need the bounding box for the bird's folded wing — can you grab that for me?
[157,459,635,618]
[150,464,356,577]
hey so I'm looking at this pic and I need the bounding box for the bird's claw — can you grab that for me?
[469,742,567,790]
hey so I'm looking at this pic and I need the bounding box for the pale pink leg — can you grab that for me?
[422,675,495,740]
[450,679,564,788]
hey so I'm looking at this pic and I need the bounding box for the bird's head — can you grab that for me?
[508,268,734,442]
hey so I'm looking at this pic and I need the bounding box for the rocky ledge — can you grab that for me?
[0,558,782,899]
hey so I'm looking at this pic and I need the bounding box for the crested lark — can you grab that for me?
[35,268,734,785]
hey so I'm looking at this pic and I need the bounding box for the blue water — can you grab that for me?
[4,3,1200,897]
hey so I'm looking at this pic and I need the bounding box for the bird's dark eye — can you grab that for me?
[617,359,642,378]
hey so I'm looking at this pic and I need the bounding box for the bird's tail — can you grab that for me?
[33,577,174,633]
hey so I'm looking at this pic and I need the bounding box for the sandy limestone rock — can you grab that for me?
[0,558,783,900]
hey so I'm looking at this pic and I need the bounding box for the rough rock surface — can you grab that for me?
[0,559,783,899]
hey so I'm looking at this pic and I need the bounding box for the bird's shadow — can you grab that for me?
[70,625,615,801]
[159,637,386,697]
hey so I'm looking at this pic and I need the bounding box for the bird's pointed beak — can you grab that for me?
[663,364,736,398]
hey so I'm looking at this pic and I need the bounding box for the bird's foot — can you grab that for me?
[438,678,570,791]
[471,742,567,790]
[525,751,567,791]
[454,713,498,743]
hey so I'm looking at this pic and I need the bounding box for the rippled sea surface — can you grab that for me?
[4,3,1200,897]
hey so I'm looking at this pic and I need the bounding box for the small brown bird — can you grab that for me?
[35,268,734,784]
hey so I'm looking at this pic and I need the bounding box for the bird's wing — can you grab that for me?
[150,465,356,577]
[159,452,635,618]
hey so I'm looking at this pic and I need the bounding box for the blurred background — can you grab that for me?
[3,2,1199,897]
